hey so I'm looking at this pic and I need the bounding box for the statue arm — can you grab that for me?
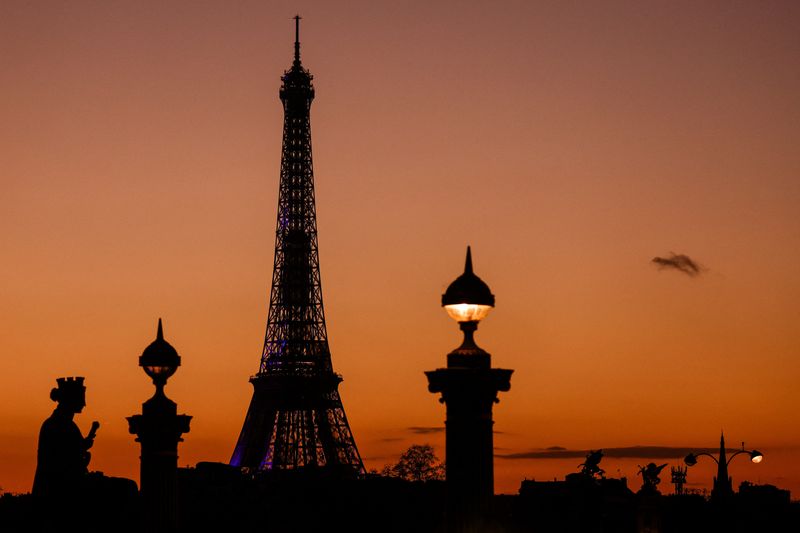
[83,421,100,450]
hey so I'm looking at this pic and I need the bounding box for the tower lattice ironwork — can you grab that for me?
[230,17,364,475]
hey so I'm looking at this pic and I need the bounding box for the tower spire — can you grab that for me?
[293,15,301,65]
[465,246,473,274]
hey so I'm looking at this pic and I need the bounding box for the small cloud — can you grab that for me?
[652,252,704,277]
[408,426,445,435]
[547,446,567,451]
[379,437,404,443]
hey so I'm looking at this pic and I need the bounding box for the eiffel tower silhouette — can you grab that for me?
[230,17,364,475]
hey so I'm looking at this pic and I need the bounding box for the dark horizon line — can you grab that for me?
[497,446,729,460]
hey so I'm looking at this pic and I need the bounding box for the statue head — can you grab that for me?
[50,377,86,413]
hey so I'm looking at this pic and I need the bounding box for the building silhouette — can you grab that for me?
[230,17,363,475]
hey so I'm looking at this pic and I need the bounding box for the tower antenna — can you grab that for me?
[294,15,301,63]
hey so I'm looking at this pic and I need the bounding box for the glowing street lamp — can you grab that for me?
[684,449,762,466]
[684,432,763,500]
[427,246,512,532]
[441,246,495,358]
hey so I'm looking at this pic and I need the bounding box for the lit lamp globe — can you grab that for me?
[442,246,495,359]
[139,318,181,390]
[750,450,763,464]
[444,303,493,324]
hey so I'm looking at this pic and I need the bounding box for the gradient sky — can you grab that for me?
[2,1,799,496]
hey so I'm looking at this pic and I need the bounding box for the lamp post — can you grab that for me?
[127,319,192,533]
[684,432,762,500]
[426,247,513,533]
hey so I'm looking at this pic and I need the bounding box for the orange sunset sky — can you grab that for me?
[1,1,799,496]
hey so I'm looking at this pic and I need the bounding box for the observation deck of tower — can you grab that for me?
[230,17,364,475]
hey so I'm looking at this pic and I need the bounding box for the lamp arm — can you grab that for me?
[725,449,753,466]
[693,452,719,465]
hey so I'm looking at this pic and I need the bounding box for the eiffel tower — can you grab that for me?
[230,17,364,475]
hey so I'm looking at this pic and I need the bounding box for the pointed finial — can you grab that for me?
[464,246,473,274]
[157,318,164,341]
[293,15,302,64]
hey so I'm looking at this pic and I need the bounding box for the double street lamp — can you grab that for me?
[684,433,762,500]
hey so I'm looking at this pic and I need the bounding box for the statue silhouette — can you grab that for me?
[32,377,99,499]
[578,449,606,479]
[30,377,137,532]
[637,462,668,493]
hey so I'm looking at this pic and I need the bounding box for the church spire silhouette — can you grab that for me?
[714,430,732,498]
